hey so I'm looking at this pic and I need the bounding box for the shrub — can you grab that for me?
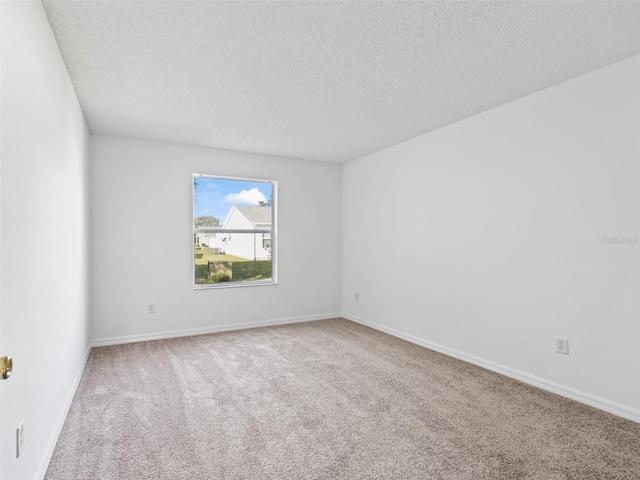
[209,271,231,283]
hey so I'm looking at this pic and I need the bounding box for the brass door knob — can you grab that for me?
[1,356,13,380]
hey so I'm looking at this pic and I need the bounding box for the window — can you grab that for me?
[262,233,272,250]
[193,174,276,288]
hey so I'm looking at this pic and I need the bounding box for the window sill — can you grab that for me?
[193,279,277,290]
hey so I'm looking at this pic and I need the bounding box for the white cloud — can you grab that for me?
[224,188,266,205]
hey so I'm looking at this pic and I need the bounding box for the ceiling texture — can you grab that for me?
[43,1,640,163]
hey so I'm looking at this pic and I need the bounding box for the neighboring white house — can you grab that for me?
[196,232,230,253]
[195,232,217,247]
[218,206,272,260]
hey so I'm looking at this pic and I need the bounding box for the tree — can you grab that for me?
[194,216,220,227]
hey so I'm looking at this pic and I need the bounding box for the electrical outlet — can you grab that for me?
[555,338,569,355]
[16,420,24,458]
[355,293,359,301]
[147,304,155,314]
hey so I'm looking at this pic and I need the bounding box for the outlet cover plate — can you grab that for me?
[555,337,569,355]
[16,420,24,458]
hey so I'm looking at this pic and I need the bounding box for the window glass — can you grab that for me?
[193,175,276,287]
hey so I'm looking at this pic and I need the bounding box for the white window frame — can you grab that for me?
[193,174,277,289]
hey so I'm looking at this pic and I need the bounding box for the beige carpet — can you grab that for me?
[45,319,640,479]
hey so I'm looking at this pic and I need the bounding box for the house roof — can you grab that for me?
[235,206,272,226]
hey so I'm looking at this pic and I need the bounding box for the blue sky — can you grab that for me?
[194,176,272,223]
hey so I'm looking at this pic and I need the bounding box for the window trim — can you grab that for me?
[193,174,277,289]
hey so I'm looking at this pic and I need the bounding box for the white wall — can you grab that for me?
[343,55,640,420]
[90,135,342,343]
[1,2,91,479]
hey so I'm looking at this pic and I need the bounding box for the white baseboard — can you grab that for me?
[91,313,340,347]
[35,343,93,480]
[343,313,640,424]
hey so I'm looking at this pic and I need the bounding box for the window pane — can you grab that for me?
[194,235,272,284]
[194,175,275,287]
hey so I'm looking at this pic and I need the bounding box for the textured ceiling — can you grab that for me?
[43,1,640,163]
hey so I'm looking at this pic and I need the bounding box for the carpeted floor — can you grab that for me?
[45,318,640,479]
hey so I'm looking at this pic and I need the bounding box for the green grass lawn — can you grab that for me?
[194,249,272,284]
[196,253,252,264]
